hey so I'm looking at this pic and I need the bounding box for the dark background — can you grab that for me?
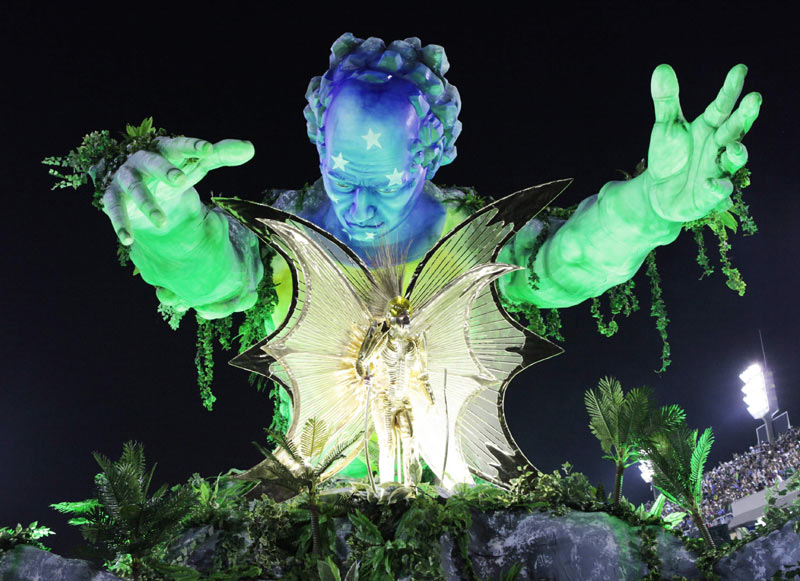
[2,2,798,558]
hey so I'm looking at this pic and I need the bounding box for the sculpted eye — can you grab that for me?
[332,179,354,192]
[376,185,401,196]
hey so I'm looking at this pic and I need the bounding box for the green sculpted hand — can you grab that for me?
[102,137,263,319]
[645,64,761,222]
[103,137,255,244]
[500,64,761,310]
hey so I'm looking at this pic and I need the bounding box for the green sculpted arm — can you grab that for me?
[103,137,264,319]
[498,64,761,308]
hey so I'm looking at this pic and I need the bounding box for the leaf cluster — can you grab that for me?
[585,378,685,472]
[252,419,362,496]
[49,441,196,579]
[684,166,755,296]
[42,118,166,207]
[640,426,714,514]
[0,521,55,556]
[182,470,256,529]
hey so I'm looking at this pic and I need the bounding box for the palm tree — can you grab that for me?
[585,377,685,505]
[640,425,717,548]
[251,418,362,557]
[78,441,194,581]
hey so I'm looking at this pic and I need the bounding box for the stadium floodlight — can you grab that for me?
[739,363,770,419]
[638,460,654,483]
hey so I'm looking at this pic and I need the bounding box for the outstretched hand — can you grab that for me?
[645,64,761,222]
[103,137,255,244]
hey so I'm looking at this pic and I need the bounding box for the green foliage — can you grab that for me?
[762,470,800,532]
[246,494,292,573]
[644,251,671,372]
[183,470,256,529]
[442,185,489,215]
[146,559,262,580]
[50,498,102,526]
[194,314,234,411]
[589,279,639,338]
[158,304,187,331]
[42,117,166,209]
[684,166,755,296]
[345,492,468,581]
[640,424,716,548]
[317,557,360,581]
[44,120,281,411]
[584,377,686,504]
[252,418,363,557]
[191,244,279,411]
[77,441,195,580]
[42,117,167,269]
[0,522,55,556]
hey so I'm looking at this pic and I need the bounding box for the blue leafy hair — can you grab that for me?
[304,32,462,178]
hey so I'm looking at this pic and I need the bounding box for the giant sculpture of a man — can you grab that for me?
[100,34,760,464]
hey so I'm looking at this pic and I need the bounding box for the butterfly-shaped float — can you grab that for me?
[215,179,569,489]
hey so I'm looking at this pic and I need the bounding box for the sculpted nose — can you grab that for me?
[348,188,376,223]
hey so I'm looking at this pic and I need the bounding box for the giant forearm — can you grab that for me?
[128,188,263,319]
[498,175,682,308]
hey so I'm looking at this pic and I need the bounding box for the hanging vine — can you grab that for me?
[645,251,671,373]
[190,244,279,411]
[684,167,755,295]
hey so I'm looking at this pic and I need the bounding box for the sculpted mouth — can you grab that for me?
[346,221,385,230]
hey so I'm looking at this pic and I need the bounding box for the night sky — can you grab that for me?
[2,3,798,558]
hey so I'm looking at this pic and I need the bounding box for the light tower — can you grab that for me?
[739,363,776,443]
[638,460,659,501]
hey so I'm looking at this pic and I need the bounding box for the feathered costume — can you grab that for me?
[215,179,569,487]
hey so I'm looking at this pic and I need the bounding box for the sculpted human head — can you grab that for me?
[305,33,462,242]
[319,78,428,240]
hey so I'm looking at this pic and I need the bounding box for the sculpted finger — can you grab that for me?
[155,286,180,306]
[702,64,747,128]
[714,92,762,147]
[200,139,255,171]
[698,177,733,207]
[651,64,684,124]
[102,183,133,245]
[156,136,213,165]
[116,166,166,227]
[129,150,187,187]
[719,142,748,175]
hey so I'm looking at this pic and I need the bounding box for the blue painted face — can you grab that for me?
[321,78,428,243]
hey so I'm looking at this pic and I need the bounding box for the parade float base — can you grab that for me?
[3,510,800,580]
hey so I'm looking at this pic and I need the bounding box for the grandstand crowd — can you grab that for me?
[647,424,800,535]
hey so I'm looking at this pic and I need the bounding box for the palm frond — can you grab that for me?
[642,433,689,507]
[316,431,364,476]
[690,427,714,502]
[301,418,330,459]
[648,493,667,518]
[660,404,687,430]
[585,387,615,452]
[251,441,301,485]
[620,386,651,441]
[266,428,302,465]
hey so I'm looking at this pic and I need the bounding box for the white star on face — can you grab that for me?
[361,128,382,150]
[331,152,349,171]
[385,168,404,187]
[363,231,377,240]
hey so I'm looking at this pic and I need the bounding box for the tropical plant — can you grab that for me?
[0,522,55,556]
[629,493,688,530]
[584,377,685,505]
[183,469,256,528]
[639,424,716,548]
[56,441,195,580]
[250,418,362,557]
[317,557,360,581]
